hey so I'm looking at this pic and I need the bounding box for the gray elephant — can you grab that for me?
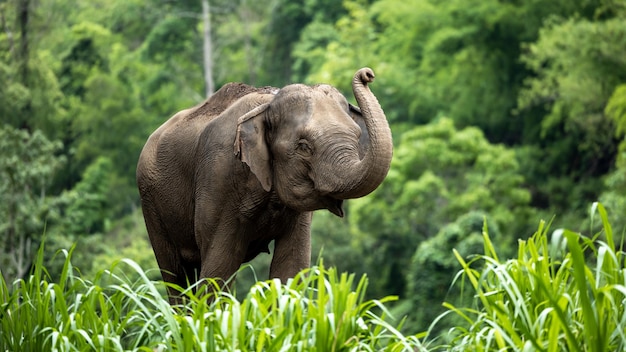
[136,67,392,303]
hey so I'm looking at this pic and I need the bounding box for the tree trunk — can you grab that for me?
[17,0,32,131]
[202,0,214,97]
[17,0,29,82]
[239,0,256,85]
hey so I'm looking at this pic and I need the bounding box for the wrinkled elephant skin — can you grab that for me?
[136,68,392,303]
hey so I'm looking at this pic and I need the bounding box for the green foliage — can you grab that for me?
[84,210,159,281]
[310,0,605,131]
[513,9,626,216]
[603,85,626,230]
[53,157,114,236]
[432,203,626,350]
[519,18,626,132]
[406,212,493,333]
[292,20,338,82]
[36,157,117,278]
[600,165,626,234]
[518,16,626,184]
[0,61,30,118]
[303,0,380,92]
[0,126,65,283]
[211,1,269,86]
[311,210,363,273]
[54,22,158,197]
[389,119,530,228]
[606,84,626,137]
[263,0,347,85]
[347,118,530,298]
[0,248,422,351]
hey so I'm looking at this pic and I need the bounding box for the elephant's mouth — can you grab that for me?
[309,176,345,217]
[326,198,344,217]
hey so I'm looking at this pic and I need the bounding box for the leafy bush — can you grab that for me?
[428,203,626,351]
[406,211,489,333]
[0,125,65,282]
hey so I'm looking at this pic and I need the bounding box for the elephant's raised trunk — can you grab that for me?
[330,68,393,199]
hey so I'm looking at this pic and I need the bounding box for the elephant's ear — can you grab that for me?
[234,103,272,192]
[349,103,370,159]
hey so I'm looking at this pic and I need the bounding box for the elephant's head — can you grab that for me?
[234,67,392,217]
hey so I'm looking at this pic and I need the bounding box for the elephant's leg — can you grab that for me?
[141,204,189,305]
[269,211,313,281]
[194,217,248,298]
[152,248,189,305]
[156,247,188,305]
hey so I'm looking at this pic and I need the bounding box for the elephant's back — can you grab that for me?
[185,82,279,122]
[136,107,201,196]
[137,82,279,194]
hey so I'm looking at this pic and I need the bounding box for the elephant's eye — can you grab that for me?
[296,139,313,156]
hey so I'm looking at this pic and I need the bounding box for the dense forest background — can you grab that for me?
[1,0,625,334]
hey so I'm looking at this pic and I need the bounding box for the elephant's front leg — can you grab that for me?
[195,214,248,294]
[269,211,313,281]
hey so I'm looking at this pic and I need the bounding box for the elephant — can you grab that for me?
[136,67,392,303]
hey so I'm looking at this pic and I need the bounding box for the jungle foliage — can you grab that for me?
[1,0,625,342]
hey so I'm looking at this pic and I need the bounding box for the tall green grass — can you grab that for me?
[430,202,626,351]
[3,203,623,351]
[0,244,422,351]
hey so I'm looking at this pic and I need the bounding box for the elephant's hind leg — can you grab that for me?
[152,240,188,305]
[141,205,190,305]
